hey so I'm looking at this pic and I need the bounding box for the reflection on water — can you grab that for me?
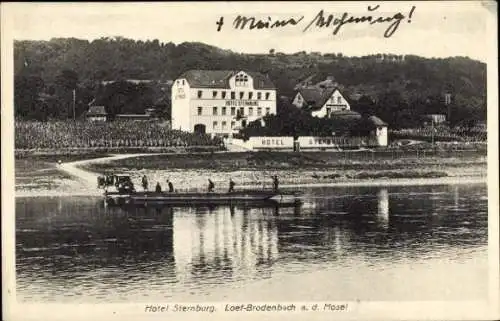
[16,184,488,302]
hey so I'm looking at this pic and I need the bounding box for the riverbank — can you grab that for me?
[15,150,487,197]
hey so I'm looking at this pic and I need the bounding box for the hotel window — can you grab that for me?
[265,92,270,100]
[248,92,253,100]
[222,121,227,130]
[239,107,244,116]
[257,107,262,116]
[231,121,235,128]
[248,107,254,116]
[176,80,180,85]
[213,91,217,98]
[235,74,249,87]
[231,107,236,116]
[182,80,185,85]
[222,91,226,99]
[266,107,270,115]
[197,107,202,115]
[257,92,262,100]
[337,96,342,104]
[222,107,227,115]
[213,107,218,115]
[213,121,218,129]
[239,92,244,99]
[231,91,235,99]
[198,90,202,98]
[326,108,331,117]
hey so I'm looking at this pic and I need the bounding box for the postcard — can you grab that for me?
[2,2,498,320]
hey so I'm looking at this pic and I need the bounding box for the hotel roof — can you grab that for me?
[178,70,275,90]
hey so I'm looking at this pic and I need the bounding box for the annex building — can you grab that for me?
[291,86,351,118]
[171,70,277,136]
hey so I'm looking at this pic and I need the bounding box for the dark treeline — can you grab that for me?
[14,37,486,128]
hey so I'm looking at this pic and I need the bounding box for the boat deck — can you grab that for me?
[104,190,302,207]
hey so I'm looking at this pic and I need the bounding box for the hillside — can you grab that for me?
[14,37,487,128]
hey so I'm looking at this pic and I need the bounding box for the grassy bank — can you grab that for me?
[83,150,486,172]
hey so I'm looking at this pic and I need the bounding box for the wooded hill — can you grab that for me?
[14,37,487,128]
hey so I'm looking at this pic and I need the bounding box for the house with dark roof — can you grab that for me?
[171,70,276,137]
[86,106,107,122]
[291,86,351,118]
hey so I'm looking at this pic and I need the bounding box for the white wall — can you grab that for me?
[249,136,294,150]
[375,126,388,146]
[171,78,191,131]
[291,92,305,108]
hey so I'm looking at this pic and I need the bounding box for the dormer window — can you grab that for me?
[235,73,249,87]
[337,96,342,104]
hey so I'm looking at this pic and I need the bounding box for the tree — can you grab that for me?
[14,73,45,119]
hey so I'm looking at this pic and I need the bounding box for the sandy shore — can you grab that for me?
[15,153,487,198]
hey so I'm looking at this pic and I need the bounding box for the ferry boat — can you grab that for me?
[99,174,302,207]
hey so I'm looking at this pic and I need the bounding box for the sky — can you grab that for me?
[2,1,497,62]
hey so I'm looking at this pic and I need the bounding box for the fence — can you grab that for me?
[390,128,487,142]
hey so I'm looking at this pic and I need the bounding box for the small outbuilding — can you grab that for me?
[367,116,388,147]
[86,106,107,122]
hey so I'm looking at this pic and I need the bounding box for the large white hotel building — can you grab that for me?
[171,70,277,136]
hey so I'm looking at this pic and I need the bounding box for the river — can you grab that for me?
[15,183,488,302]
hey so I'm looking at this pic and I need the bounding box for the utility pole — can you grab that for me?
[73,88,76,121]
[445,93,451,125]
[431,118,435,147]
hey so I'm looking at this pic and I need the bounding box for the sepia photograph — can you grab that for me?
[2,1,498,320]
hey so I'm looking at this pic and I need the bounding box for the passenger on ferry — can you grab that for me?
[228,178,235,193]
[142,175,149,191]
[97,176,105,188]
[208,179,215,192]
[273,175,279,192]
[155,182,162,193]
[167,179,174,192]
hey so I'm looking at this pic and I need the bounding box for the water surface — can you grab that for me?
[16,184,488,302]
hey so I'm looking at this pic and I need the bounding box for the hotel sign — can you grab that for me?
[225,100,259,107]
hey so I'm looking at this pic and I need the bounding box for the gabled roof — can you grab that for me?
[87,106,107,116]
[368,115,387,126]
[297,87,340,111]
[178,70,275,89]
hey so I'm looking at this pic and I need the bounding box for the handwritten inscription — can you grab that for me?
[233,15,304,30]
[216,5,416,38]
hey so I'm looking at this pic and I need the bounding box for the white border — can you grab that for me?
[2,2,499,321]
